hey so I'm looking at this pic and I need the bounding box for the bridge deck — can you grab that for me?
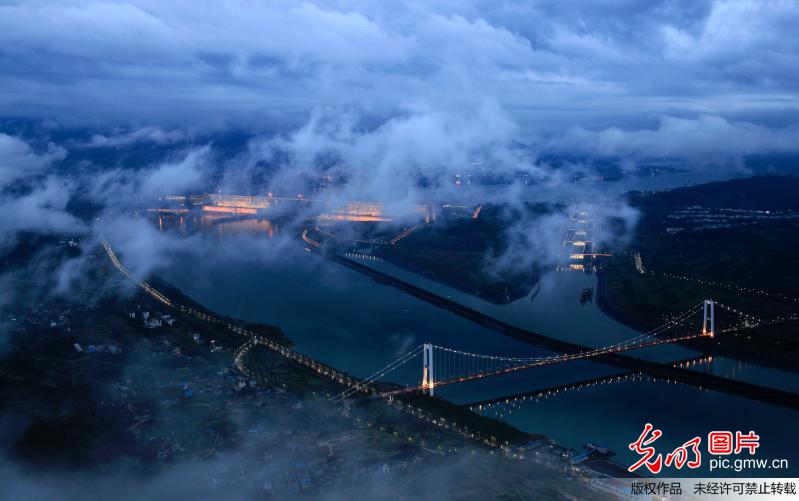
[331,253,799,411]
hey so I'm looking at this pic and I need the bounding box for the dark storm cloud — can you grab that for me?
[3,1,795,292]
[1,0,796,282]
[0,0,796,145]
[4,5,796,495]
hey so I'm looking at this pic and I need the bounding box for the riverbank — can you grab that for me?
[149,276,544,450]
[3,245,607,497]
[160,271,647,484]
[597,252,799,369]
[151,224,799,477]
[614,175,799,365]
[326,251,799,410]
[595,266,654,334]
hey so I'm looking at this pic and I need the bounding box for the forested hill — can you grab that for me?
[632,175,799,210]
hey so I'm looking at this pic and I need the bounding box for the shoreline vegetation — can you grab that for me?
[367,203,550,304]
[150,266,646,485]
[137,257,568,453]
[2,247,605,498]
[152,273,542,449]
[327,251,799,410]
[597,175,799,367]
[10,175,799,492]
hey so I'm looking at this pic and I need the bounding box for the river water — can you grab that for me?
[158,223,799,476]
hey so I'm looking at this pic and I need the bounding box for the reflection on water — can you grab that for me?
[157,219,799,473]
[156,213,799,393]
[156,214,279,237]
[353,256,799,393]
[359,258,692,363]
[686,355,799,393]
[485,377,799,475]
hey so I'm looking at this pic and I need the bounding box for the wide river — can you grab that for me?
[158,220,799,476]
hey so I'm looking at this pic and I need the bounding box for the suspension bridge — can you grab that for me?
[464,353,715,410]
[334,301,716,399]
[327,250,799,409]
[332,299,799,410]
[102,237,799,412]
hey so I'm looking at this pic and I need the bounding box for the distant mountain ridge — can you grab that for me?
[634,175,799,211]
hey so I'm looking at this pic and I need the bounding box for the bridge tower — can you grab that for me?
[422,343,434,396]
[702,300,715,338]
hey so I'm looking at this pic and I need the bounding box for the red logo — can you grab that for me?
[629,423,664,474]
[665,437,702,469]
[629,424,761,473]
[735,431,760,455]
[708,431,733,455]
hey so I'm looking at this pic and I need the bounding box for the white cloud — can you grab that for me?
[247,100,541,208]
[547,115,799,159]
[140,147,207,197]
[84,126,187,148]
[0,134,66,186]
[0,177,86,246]
[90,146,209,205]
[1,0,794,132]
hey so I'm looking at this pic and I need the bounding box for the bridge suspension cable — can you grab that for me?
[331,345,424,401]
[429,302,705,366]
[337,302,713,399]
[714,301,799,334]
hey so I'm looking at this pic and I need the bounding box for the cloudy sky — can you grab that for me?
[1,0,799,257]
[1,2,798,485]
[0,0,797,150]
